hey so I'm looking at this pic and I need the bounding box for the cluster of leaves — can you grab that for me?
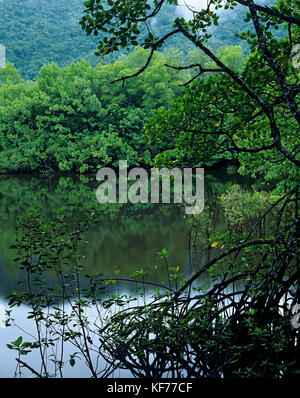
[219,184,282,232]
[80,0,283,61]
[0,43,249,173]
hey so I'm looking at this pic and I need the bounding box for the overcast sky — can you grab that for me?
[176,0,224,19]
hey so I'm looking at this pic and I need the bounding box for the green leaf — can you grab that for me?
[12,336,23,347]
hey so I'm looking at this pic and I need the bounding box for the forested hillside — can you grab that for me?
[0,0,268,80]
[0,0,99,80]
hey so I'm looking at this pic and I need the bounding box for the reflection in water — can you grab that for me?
[0,171,252,377]
[0,298,133,378]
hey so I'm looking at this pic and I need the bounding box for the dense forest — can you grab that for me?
[0,45,246,172]
[0,0,299,382]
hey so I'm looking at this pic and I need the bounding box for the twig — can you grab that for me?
[16,358,43,378]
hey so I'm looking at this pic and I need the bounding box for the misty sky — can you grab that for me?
[176,0,223,19]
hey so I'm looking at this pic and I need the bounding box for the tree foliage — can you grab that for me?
[0,49,185,172]
[81,0,299,188]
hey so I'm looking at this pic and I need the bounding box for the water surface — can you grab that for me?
[0,171,253,377]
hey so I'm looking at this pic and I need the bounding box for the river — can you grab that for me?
[0,170,253,377]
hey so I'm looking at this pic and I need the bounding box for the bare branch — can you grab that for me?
[134,0,166,22]
[165,62,224,85]
[16,358,43,378]
[95,277,173,291]
[175,239,280,298]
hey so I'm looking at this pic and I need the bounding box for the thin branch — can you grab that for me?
[235,0,300,26]
[16,358,43,378]
[175,20,268,110]
[134,0,166,22]
[110,29,180,85]
[165,62,224,85]
[175,239,278,297]
[95,277,173,291]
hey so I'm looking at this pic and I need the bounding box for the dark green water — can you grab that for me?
[0,170,256,377]
[0,171,254,298]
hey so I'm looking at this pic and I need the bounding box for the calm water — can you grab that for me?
[0,171,252,377]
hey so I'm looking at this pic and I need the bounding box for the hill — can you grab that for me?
[0,0,283,80]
